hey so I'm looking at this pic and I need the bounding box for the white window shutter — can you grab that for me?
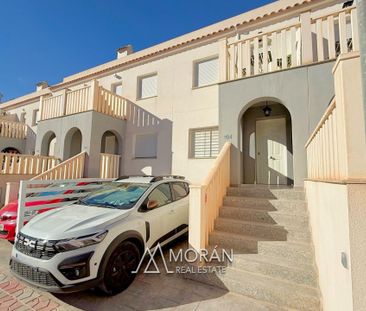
[191,127,219,158]
[115,84,123,96]
[140,74,157,98]
[196,58,218,87]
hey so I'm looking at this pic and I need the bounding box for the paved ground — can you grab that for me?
[0,238,280,311]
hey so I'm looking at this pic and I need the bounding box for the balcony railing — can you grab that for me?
[40,80,128,121]
[100,153,120,179]
[0,153,59,175]
[220,5,359,82]
[0,120,27,139]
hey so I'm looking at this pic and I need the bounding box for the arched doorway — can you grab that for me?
[100,131,119,154]
[99,130,121,178]
[63,128,82,160]
[241,101,293,185]
[41,131,57,157]
[1,147,20,154]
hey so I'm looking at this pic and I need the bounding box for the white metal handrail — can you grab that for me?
[16,178,115,236]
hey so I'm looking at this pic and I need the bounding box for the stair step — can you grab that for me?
[223,196,308,214]
[187,267,320,311]
[237,184,299,189]
[203,246,318,288]
[219,206,309,228]
[231,254,318,287]
[215,217,311,243]
[227,187,306,201]
[209,231,314,265]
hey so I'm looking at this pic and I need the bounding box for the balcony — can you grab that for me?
[40,80,128,121]
[220,5,358,82]
[0,119,27,139]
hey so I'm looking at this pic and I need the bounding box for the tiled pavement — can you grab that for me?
[0,272,77,311]
[0,239,281,311]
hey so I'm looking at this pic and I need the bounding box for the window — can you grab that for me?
[112,83,123,96]
[172,182,189,200]
[134,133,157,158]
[194,57,218,87]
[148,183,172,208]
[138,74,157,99]
[32,109,40,126]
[190,127,219,158]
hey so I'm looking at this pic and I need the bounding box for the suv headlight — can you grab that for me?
[55,231,108,252]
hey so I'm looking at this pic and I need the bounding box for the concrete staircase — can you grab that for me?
[188,185,321,311]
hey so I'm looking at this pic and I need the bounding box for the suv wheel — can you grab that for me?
[98,241,140,295]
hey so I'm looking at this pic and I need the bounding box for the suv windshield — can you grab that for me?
[78,183,149,210]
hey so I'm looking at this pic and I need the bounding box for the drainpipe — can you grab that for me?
[356,0,366,134]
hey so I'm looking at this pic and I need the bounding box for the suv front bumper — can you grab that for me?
[10,245,102,293]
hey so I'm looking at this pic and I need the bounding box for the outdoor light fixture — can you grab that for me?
[114,74,122,79]
[262,102,272,117]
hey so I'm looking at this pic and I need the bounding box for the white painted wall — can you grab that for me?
[1,100,40,154]
[306,181,366,311]
[98,42,220,183]
[305,180,353,311]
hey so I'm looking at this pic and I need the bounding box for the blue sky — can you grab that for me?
[0,0,273,102]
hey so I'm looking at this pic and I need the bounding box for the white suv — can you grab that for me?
[10,176,189,295]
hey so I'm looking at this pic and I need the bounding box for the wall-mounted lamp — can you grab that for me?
[262,102,272,117]
[114,74,122,79]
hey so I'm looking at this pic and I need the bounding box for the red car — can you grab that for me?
[0,182,94,242]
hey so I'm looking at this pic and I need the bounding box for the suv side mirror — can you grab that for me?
[146,200,159,210]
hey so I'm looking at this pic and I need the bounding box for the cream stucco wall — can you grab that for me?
[97,42,219,183]
[1,100,40,154]
[305,180,353,311]
[305,181,366,311]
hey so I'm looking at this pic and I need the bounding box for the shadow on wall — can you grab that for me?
[123,101,173,176]
[25,127,36,155]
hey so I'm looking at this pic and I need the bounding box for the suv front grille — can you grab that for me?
[10,259,59,287]
[15,233,58,259]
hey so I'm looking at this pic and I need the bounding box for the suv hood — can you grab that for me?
[21,204,131,240]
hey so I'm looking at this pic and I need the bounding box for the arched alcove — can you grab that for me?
[63,128,82,160]
[100,130,119,154]
[241,100,293,185]
[40,131,57,156]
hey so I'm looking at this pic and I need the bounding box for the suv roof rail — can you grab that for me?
[150,175,185,182]
[115,175,154,181]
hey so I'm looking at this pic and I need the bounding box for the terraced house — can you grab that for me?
[1,0,366,310]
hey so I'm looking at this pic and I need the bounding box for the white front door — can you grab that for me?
[256,118,288,185]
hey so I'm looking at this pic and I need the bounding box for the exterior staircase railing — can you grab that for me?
[305,98,340,180]
[305,52,366,182]
[189,142,231,252]
[31,151,86,180]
